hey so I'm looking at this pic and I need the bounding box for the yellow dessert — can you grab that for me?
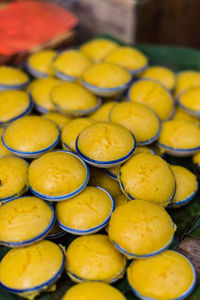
[128,79,174,121]
[0,240,65,297]
[105,46,148,73]
[61,118,95,151]
[0,156,28,201]
[172,106,200,127]
[170,165,198,207]
[127,250,196,300]
[43,112,71,129]
[51,82,100,116]
[193,151,200,169]
[80,39,119,62]
[28,150,88,200]
[174,71,200,98]
[26,78,41,93]
[53,50,91,80]
[56,186,114,234]
[0,90,32,125]
[178,86,200,117]
[137,66,176,90]
[82,62,131,89]
[65,234,126,282]
[0,66,29,88]
[31,77,61,113]
[108,200,175,258]
[119,153,175,206]
[89,167,121,198]
[158,120,200,155]
[62,282,126,300]
[27,50,56,77]
[114,194,129,208]
[109,102,160,145]
[77,122,135,166]
[0,196,54,246]
[2,116,60,157]
[0,128,11,157]
[90,101,117,122]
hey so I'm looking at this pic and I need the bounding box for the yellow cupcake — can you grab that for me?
[193,151,200,170]
[174,70,200,98]
[170,165,198,207]
[80,39,119,62]
[0,128,11,157]
[28,150,89,201]
[178,86,200,117]
[2,116,60,158]
[127,250,196,300]
[90,101,117,122]
[31,77,61,113]
[0,90,32,126]
[114,194,129,208]
[0,240,65,298]
[128,79,174,121]
[105,46,148,74]
[27,50,56,77]
[53,50,91,81]
[62,282,126,300]
[108,200,175,258]
[51,82,101,116]
[89,167,121,197]
[0,66,29,89]
[157,120,200,156]
[138,66,176,90]
[65,234,126,283]
[76,122,135,167]
[0,156,28,202]
[82,63,132,96]
[61,118,95,151]
[172,106,200,127]
[56,186,114,234]
[109,102,161,145]
[43,112,71,129]
[0,196,55,246]
[119,153,175,206]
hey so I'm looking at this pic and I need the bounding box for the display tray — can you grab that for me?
[0,34,200,300]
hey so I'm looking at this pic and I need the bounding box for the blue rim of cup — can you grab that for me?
[47,230,66,240]
[129,64,149,76]
[25,62,49,78]
[1,124,60,158]
[156,142,200,155]
[0,95,33,127]
[29,150,89,201]
[62,142,72,151]
[118,169,176,206]
[0,243,65,295]
[0,79,30,90]
[52,96,102,117]
[76,132,136,167]
[67,260,126,284]
[127,250,197,300]
[169,180,199,208]
[177,92,200,117]
[104,168,119,181]
[126,78,175,121]
[82,76,133,95]
[56,186,115,235]
[0,157,29,203]
[111,226,175,259]
[0,196,55,247]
